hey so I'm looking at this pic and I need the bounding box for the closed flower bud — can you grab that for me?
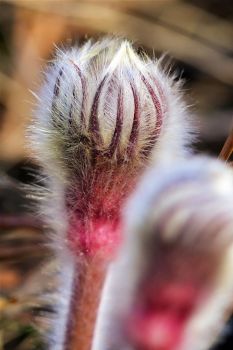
[30,37,194,350]
[31,37,193,257]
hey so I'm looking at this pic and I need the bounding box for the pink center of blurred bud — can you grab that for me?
[126,283,197,350]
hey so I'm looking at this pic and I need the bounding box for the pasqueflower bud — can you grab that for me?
[93,157,233,350]
[30,38,194,350]
[32,38,193,257]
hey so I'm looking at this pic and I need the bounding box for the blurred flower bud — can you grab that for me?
[93,157,233,350]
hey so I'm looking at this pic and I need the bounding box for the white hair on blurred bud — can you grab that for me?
[93,156,233,350]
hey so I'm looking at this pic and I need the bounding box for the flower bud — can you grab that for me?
[30,38,195,350]
[31,38,193,257]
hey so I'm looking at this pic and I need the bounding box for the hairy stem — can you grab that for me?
[64,257,107,350]
[219,128,233,162]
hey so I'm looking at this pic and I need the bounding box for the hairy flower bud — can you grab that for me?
[30,37,195,350]
[31,38,193,257]
[94,157,233,350]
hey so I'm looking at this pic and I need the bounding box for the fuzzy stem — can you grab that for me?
[219,128,233,162]
[64,257,107,350]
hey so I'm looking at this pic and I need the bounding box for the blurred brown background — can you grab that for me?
[0,1,232,349]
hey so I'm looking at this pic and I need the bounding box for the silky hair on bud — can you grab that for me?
[29,37,196,349]
[30,37,195,246]
[31,37,194,174]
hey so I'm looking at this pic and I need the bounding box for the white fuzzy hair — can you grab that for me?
[29,37,196,349]
[30,36,195,253]
[93,156,233,350]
